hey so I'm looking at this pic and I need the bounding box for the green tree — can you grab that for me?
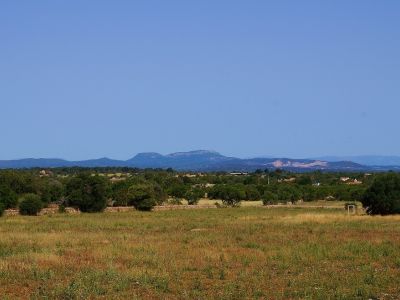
[262,191,278,205]
[221,186,243,207]
[0,202,5,217]
[245,185,261,200]
[297,176,312,185]
[362,173,400,215]
[128,184,157,211]
[185,188,204,205]
[19,194,43,216]
[66,174,109,212]
[40,179,64,205]
[110,181,131,206]
[167,184,188,199]
[0,185,18,209]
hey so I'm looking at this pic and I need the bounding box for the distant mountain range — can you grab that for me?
[312,155,400,167]
[1,150,399,172]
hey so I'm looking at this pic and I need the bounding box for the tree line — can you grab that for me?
[0,168,399,215]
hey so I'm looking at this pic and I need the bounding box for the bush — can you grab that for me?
[40,179,64,205]
[0,185,18,209]
[262,191,278,205]
[362,173,400,215]
[128,184,157,211]
[0,202,5,217]
[19,194,43,216]
[185,188,204,205]
[221,186,242,207]
[58,204,66,213]
[244,185,261,201]
[66,174,109,213]
[167,184,188,199]
[208,185,244,207]
[167,198,183,205]
[110,181,131,206]
[135,198,157,211]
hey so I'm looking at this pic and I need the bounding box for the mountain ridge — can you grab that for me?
[1,150,399,172]
[312,155,400,167]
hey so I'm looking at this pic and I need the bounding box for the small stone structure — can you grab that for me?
[153,205,216,211]
[4,206,80,216]
[4,204,219,216]
[104,206,134,213]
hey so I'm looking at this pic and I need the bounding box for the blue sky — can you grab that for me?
[1,1,399,160]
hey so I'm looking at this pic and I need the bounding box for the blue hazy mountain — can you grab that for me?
[127,150,237,169]
[0,151,399,171]
[314,155,400,167]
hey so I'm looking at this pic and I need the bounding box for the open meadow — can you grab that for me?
[1,207,400,299]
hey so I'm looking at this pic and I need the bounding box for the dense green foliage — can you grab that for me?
[209,185,244,206]
[362,173,400,215]
[185,188,204,205]
[41,179,64,204]
[0,167,395,215]
[128,184,157,211]
[0,202,4,217]
[66,174,109,212]
[262,191,278,205]
[0,185,18,209]
[19,194,43,216]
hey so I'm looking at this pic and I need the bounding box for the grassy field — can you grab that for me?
[1,207,400,299]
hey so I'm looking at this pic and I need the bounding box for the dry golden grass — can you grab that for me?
[0,207,399,299]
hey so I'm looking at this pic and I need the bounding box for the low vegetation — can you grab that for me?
[18,193,43,216]
[65,173,109,212]
[0,207,399,298]
[362,172,400,215]
[0,168,381,215]
[0,168,399,298]
[0,168,399,215]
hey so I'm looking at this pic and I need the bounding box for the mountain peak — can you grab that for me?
[1,151,400,171]
[166,150,222,157]
[131,152,164,159]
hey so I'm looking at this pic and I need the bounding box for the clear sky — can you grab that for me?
[1,1,399,160]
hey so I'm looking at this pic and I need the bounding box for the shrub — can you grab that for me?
[215,201,223,208]
[110,181,130,206]
[185,188,204,205]
[244,185,261,201]
[208,185,243,207]
[186,197,198,205]
[262,191,278,205]
[40,179,65,205]
[19,194,43,216]
[221,186,242,207]
[0,202,5,217]
[135,198,157,211]
[128,184,157,211]
[168,198,183,205]
[0,185,18,209]
[362,173,400,215]
[66,174,109,213]
[58,204,66,213]
[167,184,188,199]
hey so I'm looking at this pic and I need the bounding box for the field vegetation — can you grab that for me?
[1,168,400,298]
[0,207,400,299]
[0,168,374,215]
